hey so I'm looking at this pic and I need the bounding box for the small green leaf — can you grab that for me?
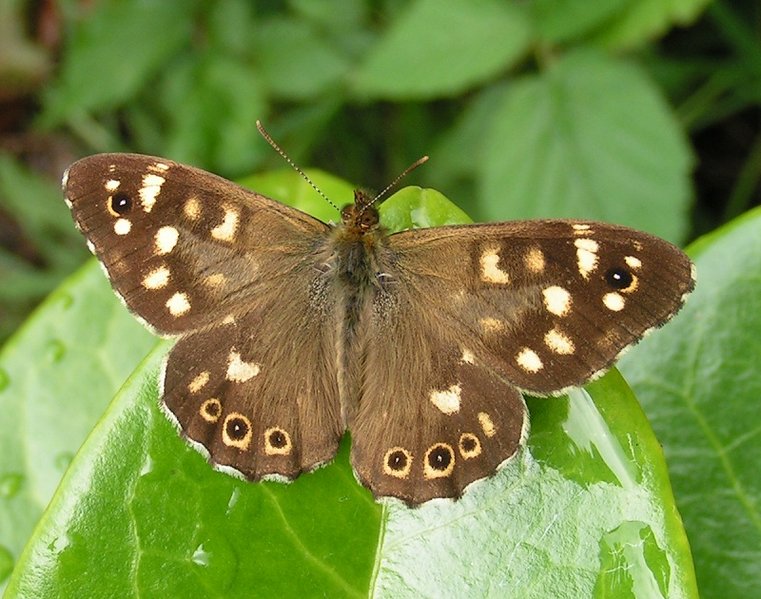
[379,187,472,230]
[353,0,530,100]
[239,168,356,224]
[619,206,761,598]
[480,50,692,242]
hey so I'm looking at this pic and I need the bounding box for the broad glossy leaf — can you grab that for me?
[0,262,154,591]
[620,206,761,598]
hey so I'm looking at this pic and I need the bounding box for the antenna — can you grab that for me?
[256,120,339,212]
[362,155,429,213]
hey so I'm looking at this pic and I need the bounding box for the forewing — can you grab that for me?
[384,220,694,395]
[62,153,329,335]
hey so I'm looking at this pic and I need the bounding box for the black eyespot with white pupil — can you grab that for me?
[605,266,634,290]
[269,429,287,448]
[110,192,133,214]
[428,445,453,471]
[226,417,249,440]
[387,450,408,471]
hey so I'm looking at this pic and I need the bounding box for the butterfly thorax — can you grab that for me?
[327,196,394,413]
[334,193,386,287]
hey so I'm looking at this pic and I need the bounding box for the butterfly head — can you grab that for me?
[340,190,380,235]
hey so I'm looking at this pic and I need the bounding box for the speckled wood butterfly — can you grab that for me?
[62,152,694,505]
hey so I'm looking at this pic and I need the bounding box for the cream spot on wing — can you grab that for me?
[226,350,260,382]
[479,317,505,334]
[625,255,642,269]
[633,240,644,251]
[543,286,572,317]
[184,196,201,220]
[105,179,120,192]
[222,314,236,325]
[61,168,70,187]
[155,226,179,254]
[544,328,575,355]
[460,349,475,364]
[480,247,510,284]
[603,292,625,312]
[150,162,170,172]
[142,266,170,289]
[478,412,496,437]
[113,218,131,235]
[189,371,210,393]
[524,247,545,273]
[573,223,592,235]
[139,173,165,212]
[203,273,227,288]
[429,384,461,415]
[166,292,191,316]
[516,347,543,373]
[211,207,239,242]
[575,238,599,279]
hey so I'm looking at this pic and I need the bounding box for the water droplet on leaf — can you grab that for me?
[0,473,24,498]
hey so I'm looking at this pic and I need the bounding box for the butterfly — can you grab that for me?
[62,152,694,505]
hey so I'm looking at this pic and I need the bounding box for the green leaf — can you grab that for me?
[480,50,692,243]
[7,345,380,597]
[155,53,268,174]
[531,0,630,44]
[0,262,154,591]
[42,1,198,126]
[619,206,761,598]
[590,0,711,50]
[238,168,356,224]
[253,16,352,100]
[0,155,88,341]
[353,0,531,100]
[6,174,697,597]
[373,374,697,597]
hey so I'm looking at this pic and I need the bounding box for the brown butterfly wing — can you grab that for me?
[385,220,694,395]
[64,153,344,479]
[63,153,327,335]
[161,297,344,481]
[350,318,528,505]
[350,219,693,504]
